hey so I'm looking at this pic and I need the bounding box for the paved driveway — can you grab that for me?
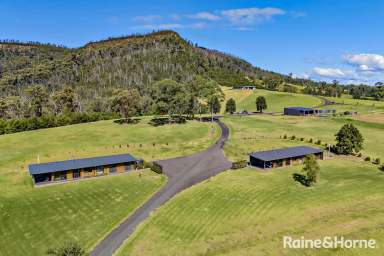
[91,120,231,256]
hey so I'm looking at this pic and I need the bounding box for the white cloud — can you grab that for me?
[221,7,285,24]
[131,7,287,30]
[312,67,347,78]
[188,12,220,21]
[132,15,162,23]
[344,53,384,72]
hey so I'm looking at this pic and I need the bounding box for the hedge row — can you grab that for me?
[0,112,119,135]
[231,160,248,169]
[137,161,163,174]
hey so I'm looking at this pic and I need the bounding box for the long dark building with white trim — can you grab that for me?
[249,146,323,169]
[29,153,141,185]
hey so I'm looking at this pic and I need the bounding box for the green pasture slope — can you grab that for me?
[118,104,384,255]
[0,118,220,255]
[118,159,384,256]
[222,87,322,113]
[223,115,384,161]
[320,96,384,114]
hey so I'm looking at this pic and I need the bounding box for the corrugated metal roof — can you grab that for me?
[284,107,314,111]
[250,146,323,162]
[28,154,138,175]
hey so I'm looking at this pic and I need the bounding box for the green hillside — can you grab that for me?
[0,31,295,100]
[222,87,322,113]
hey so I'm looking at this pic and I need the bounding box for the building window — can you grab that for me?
[110,165,117,173]
[53,171,66,181]
[96,166,104,176]
[84,168,93,177]
[125,163,133,171]
[34,174,51,183]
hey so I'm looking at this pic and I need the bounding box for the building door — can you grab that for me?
[285,159,291,166]
[73,170,80,179]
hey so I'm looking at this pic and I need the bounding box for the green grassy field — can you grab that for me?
[117,109,384,256]
[320,96,384,114]
[1,171,165,256]
[117,159,384,256]
[222,115,384,161]
[222,87,322,113]
[0,118,219,194]
[0,118,220,255]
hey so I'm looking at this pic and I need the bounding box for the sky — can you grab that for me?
[1,0,383,85]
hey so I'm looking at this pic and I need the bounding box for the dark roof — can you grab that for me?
[28,154,138,175]
[284,107,314,111]
[250,146,323,162]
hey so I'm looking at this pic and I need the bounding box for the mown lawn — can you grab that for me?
[0,118,219,195]
[222,115,384,161]
[0,171,165,256]
[117,159,384,256]
[0,118,219,255]
[222,87,322,113]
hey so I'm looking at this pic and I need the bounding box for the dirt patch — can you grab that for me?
[353,113,384,124]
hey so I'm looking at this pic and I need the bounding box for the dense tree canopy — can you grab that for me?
[53,87,77,114]
[110,89,141,120]
[335,124,364,154]
[25,85,48,117]
[225,98,236,114]
[256,96,267,113]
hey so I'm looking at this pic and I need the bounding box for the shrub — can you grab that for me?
[364,156,371,162]
[309,138,313,143]
[316,140,322,145]
[231,160,248,169]
[47,241,85,256]
[373,158,381,165]
[379,165,384,172]
[150,162,163,174]
[300,137,304,141]
[357,153,362,157]
[290,135,296,140]
[283,134,287,139]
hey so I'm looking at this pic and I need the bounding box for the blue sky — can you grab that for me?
[1,0,383,84]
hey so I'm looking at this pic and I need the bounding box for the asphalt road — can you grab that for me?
[90,120,232,256]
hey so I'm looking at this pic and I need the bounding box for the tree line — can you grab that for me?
[0,76,225,133]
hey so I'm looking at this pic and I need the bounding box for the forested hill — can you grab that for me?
[0,30,304,98]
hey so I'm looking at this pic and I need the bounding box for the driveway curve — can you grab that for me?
[91,120,232,256]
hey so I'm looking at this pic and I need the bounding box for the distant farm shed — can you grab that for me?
[284,107,336,116]
[29,153,141,185]
[249,146,323,169]
[234,85,256,90]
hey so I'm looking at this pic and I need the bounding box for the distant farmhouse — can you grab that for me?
[249,146,323,169]
[284,107,336,116]
[28,154,141,185]
[235,85,256,90]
